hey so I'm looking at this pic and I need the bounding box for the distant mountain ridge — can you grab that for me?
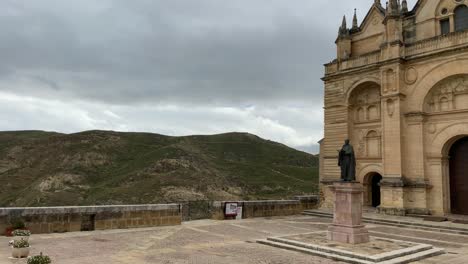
[0,130,319,207]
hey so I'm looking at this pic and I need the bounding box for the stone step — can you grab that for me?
[257,238,445,264]
[379,248,445,264]
[257,239,374,264]
[266,237,433,262]
[302,210,468,236]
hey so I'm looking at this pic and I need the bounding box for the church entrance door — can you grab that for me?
[371,174,382,207]
[450,137,468,215]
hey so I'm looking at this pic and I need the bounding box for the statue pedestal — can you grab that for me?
[328,182,370,244]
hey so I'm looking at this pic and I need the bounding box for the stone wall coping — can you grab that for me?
[292,195,319,201]
[0,204,180,216]
[212,200,301,207]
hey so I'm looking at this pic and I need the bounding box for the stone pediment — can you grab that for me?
[353,5,385,40]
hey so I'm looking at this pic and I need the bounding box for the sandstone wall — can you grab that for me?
[0,204,181,235]
[0,197,319,235]
[211,196,319,220]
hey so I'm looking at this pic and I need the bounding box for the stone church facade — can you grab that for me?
[320,0,468,216]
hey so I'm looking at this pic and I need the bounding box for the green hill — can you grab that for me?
[0,130,319,207]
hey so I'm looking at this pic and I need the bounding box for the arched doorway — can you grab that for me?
[364,173,382,207]
[449,137,468,215]
[370,174,383,207]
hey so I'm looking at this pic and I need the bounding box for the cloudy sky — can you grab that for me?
[0,0,417,153]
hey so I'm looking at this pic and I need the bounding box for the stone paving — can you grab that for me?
[0,215,467,263]
[282,232,417,255]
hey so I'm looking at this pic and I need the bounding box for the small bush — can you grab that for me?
[27,253,52,264]
[12,239,29,248]
[10,218,26,230]
[12,229,31,236]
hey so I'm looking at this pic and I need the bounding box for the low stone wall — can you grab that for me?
[0,204,181,235]
[293,195,320,210]
[212,196,319,220]
[0,196,318,235]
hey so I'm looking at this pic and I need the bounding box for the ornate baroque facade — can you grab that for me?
[320,0,468,216]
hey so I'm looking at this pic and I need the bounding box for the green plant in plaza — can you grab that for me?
[10,218,26,230]
[27,253,52,264]
[12,229,31,236]
[12,239,29,248]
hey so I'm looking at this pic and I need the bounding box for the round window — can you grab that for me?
[441,8,449,15]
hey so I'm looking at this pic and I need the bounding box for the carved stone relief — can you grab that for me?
[427,123,437,134]
[424,75,468,113]
[366,130,381,158]
[357,130,366,157]
[404,67,418,85]
[384,69,397,93]
[386,98,395,117]
[355,129,381,158]
[350,84,381,123]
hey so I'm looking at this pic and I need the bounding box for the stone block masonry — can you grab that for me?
[211,196,319,220]
[0,204,181,234]
[0,197,318,235]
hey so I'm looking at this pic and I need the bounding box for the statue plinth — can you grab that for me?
[328,182,370,244]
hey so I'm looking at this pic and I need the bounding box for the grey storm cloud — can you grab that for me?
[0,0,417,152]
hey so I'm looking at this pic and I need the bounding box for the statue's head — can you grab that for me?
[345,139,350,145]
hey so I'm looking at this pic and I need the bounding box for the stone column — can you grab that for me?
[328,182,370,244]
[379,85,407,214]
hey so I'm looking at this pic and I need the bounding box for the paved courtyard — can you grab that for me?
[1,215,468,264]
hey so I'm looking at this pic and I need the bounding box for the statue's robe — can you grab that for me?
[338,144,356,181]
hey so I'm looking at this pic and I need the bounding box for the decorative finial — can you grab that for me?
[352,9,359,30]
[375,0,381,7]
[338,15,349,38]
[401,0,408,13]
[387,0,399,15]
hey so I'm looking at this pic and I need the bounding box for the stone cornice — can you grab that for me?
[322,58,403,81]
[381,93,406,100]
[380,177,433,189]
[320,180,340,186]
[404,111,427,123]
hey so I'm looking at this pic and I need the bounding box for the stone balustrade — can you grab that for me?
[325,51,381,75]
[405,30,468,57]
[325,31,468,76]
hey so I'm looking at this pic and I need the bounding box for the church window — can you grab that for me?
[455,5,468,32]
[440,19,450,35]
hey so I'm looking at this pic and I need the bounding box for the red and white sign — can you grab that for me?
[225,202,238,216]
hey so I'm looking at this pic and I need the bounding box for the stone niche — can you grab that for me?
[348,83,382,159]
[424,75,468,113]
[349,83,382,123]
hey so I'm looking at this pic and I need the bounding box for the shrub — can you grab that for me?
[12,229,31,236]
[27,253,52,264]
[12,239,29,248]
[10,218,26,230]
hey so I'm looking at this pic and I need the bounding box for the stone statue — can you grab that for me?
[338,139,356,182]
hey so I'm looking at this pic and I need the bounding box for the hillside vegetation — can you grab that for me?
[0,130,319,207]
